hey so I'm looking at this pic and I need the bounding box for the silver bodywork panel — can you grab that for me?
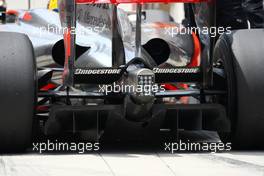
[0,6,194,68]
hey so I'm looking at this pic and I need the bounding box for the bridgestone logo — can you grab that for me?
[75,68,122,75]
[153,68,199,74]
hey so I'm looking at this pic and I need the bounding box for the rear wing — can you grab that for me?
[60,0,210,87]
[76,0,207,3]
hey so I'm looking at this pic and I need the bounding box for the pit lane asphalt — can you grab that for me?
[1,131,264,176]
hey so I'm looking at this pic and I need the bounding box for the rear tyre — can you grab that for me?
[0,32,37,152]
[214,29,264,149]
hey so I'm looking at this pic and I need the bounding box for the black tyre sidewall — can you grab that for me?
[0,32,37,152]
[214,29,264,149]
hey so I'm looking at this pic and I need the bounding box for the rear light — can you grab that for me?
[138,74,155,96]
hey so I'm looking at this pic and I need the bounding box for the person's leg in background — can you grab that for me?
[216,0,263,29]
[242,0,264,28]
[216,0,248,29]
[184,0,264,31]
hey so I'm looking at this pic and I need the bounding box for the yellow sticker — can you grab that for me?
[48,0,58,10]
